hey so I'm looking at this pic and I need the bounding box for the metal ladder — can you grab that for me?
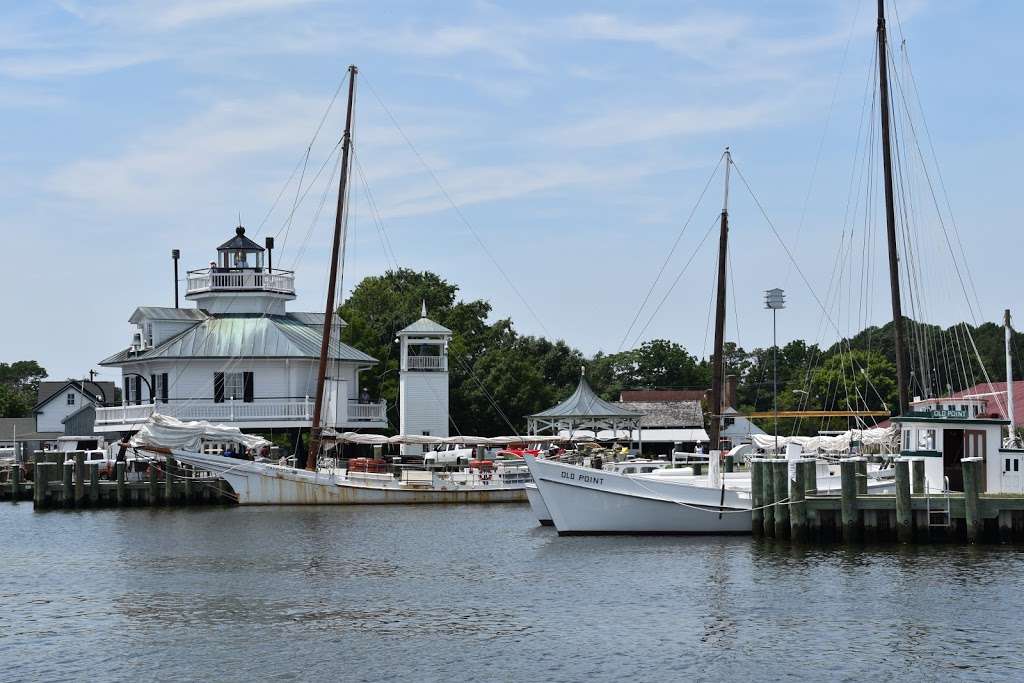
[925,476,952,528]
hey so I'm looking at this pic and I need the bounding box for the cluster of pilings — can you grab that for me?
[0,451,233,509]
[750,456,1024,543]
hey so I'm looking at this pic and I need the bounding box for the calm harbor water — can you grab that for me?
[2,502,1023,682]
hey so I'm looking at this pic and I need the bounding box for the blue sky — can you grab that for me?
[1,0,1022,383]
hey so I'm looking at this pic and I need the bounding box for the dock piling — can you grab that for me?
[895,458,912,542]
[11,466,21,501]
[89,464,99,505]
[33,462,45,507]
[62,462,73,508]
[762,459,776,537]
[74,452,86,506]
[840,458,860,542]
[789,459,807,541]
[165,455,176,505]
[962,457,983,543]
[149,462,159,504]
[773,459,790,539]
[750,459,764,536]
[855,457,868,495]
[115,462,126,505]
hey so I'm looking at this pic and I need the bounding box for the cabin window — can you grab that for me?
[724,417,735,427]
[1016,460,1020,473]
[903,429,911,451]
[919,429,936,451]
[960,404,967,414]
[1006,458,1011,472]
[66,393,75,406]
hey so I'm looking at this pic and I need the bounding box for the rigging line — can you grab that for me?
[630,214,721,349]
[256,73,348,238]
[732,159,892,413]
[887,50,981,326]
[276,138,344,260]
[617,156,723,351]
[784,0,865,287]
[362,74,550,337]
[352,151,401,270]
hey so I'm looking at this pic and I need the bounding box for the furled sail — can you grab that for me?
[132,413,272,452]
[749,426,898,453]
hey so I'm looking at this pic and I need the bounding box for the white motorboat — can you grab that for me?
[525,455,753,535]
[525,483,552,526]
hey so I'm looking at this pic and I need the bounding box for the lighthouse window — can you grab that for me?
[224,373,244,400]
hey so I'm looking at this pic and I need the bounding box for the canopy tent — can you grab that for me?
[322,432,567,446]
[527,375,646,450]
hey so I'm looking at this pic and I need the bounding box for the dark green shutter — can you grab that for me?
[161,373,169,403]
[243,372,254,403]
[214,373,225,403]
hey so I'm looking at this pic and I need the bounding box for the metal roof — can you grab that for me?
[287,312,346,327]
[398,317,452,336]
[129,307,210,324]
[217,225,264,251]
[99,313,376,365]
[529,377,645,419]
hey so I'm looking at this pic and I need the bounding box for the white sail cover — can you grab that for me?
[750,426,898,453]
[132,413,272,452]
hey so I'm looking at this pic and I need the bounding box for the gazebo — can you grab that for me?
[527,373,646,451]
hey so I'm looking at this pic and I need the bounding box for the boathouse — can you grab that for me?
[94,225,387,437]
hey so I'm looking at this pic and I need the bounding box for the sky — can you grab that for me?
[1,0,1022,384]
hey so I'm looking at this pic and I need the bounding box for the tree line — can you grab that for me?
[340,269,1023,436]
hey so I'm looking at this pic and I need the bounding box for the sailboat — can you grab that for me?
[526,0,917,534]
[129,66,536,505]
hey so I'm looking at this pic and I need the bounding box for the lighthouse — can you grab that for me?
[397,303,453,455]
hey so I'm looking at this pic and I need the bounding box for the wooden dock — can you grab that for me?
[0,451,235,509]
[751,456,1024,543]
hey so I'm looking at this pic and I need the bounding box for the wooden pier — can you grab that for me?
[0,451,235,509]
[751,456,1024,543]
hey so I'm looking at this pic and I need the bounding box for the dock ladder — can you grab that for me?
[925,477,952,528]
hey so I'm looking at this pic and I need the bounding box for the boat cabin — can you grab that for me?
[895,395,1019,493]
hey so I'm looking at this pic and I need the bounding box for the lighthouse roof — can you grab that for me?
[217,225,264,252]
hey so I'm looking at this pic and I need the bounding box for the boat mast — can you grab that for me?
[709,148,731,452]
[877,0,910,415]
[308,65,358,470]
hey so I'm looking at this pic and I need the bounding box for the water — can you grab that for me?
[2,502,1023,682]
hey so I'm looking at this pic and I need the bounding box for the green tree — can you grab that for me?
[0,360,47,418]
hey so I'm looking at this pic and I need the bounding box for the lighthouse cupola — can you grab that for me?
[185,224,296,314]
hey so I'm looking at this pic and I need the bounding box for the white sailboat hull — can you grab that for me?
[171,450,527,505]
[525,456,752,535]
[525,483,553,526]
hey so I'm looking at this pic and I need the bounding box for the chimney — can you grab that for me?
[723,374,738,410]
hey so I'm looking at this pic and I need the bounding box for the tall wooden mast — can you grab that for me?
[308,65,357,470]
[877,0,910,415]
[709,148,731,451]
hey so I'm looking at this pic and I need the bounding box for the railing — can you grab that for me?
[186,268,295,296]
[406,356,445,371]
[95,398,386,426]
[346,400,387,421]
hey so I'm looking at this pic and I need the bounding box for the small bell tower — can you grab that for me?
[397,302,452,455]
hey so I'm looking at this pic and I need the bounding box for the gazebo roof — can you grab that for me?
[529,377,645,420]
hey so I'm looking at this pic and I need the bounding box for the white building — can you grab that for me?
[94,225,387,435]
[397,304,452,455]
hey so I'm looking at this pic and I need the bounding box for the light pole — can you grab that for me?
[765,288,786,455]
